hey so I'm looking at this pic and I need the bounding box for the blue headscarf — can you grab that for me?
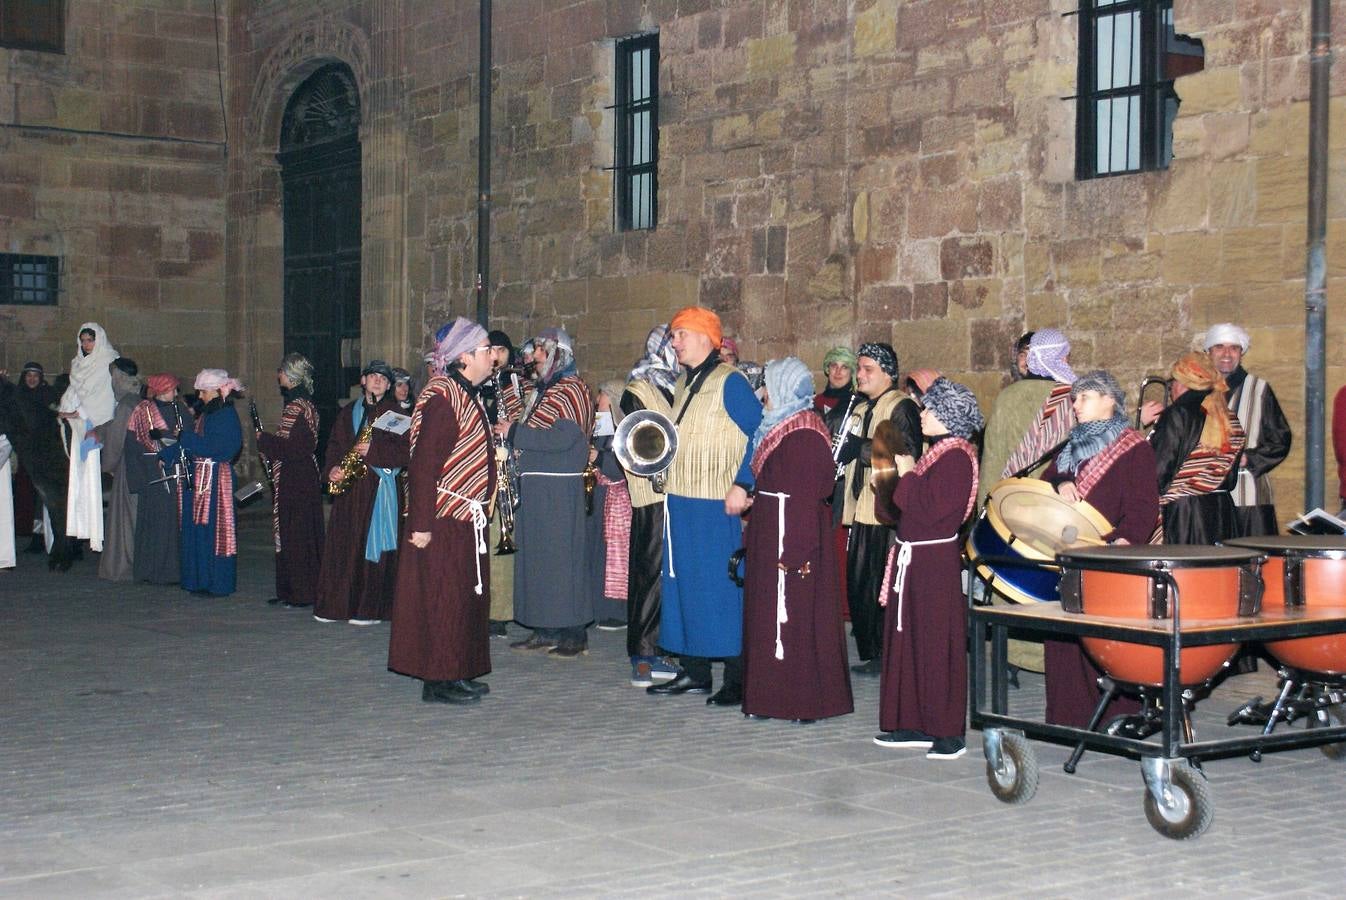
[753,357,814,445]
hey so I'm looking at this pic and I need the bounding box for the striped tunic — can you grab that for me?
[410,375,495,522]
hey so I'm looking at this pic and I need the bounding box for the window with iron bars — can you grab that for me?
[0,254,61,306]
[613,33,658,231]
[0,0,65,53]
[1075,0,1203,179]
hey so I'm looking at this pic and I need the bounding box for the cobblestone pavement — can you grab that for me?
[4,512,1346,898]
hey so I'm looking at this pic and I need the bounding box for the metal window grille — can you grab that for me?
[613,33,658,231]
[0,254,61,306]
[0,0,65,53]
[1075,0,1199,179]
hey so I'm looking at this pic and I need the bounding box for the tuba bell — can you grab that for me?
[613,409,678,493]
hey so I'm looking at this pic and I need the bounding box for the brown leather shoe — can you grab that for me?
[509,633,557,652]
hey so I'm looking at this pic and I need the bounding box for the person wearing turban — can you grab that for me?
[124,373,191,585]
[159,368,246,596]
[833,342,923,677]
[1147,351,1246,544]
[871,377,983,760]
[96,357,143,582]
[811,346,860,635]
[494,326,597,659]
[618,324,682,687]
[313,358,410,623]
[390,317,498,705]
[645,306,762,705]
[1038,370,1159,730]
[739,358,853,723]
[478,328,523,637]
[256,353,325,610]
[1202,323,1289,536]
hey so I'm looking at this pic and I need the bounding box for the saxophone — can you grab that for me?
[328,420,375,496]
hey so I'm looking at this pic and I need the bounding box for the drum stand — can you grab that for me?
[1226,667,1346,762]
[1064,676,1208,774]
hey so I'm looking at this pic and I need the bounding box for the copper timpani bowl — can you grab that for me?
[1224,535,1346,675]
[1057,545,1263,688]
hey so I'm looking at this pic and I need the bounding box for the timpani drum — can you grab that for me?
[967,478,1113,604]
[1057,546,1263,687]
[1224,535,1346,675]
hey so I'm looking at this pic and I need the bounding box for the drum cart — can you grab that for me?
[968,552,1346,840]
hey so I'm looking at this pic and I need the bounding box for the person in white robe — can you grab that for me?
[58,322,119,552]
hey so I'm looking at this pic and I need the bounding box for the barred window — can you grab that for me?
[0,254,60,306]
[614,33,658,231]
[0,0,65,53]
[1075,0,1203,179]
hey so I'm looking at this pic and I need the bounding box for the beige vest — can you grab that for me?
[623,379,673,509]
[842,389,904,526]
[666,364,749,501]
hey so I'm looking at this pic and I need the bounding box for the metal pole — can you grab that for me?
[1304,0,1331,511]
[475,0,492,328]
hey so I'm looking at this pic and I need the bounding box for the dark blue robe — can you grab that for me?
[163,402,241,596]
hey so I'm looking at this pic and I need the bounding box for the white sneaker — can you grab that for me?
[349,619,381,626]
[313,615,339,623]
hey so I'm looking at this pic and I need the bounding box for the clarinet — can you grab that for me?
[830,392,860,478]
[249,400,274,490]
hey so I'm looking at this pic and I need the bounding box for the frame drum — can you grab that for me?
[1057,546,1263,687]
[966,478,1113,604]
[1225,535,1346,675]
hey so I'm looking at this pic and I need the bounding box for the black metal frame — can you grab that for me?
[0,253,60,306]
[1074,0,1173,179]
[613,32,659,232]
[969,554,1346,763]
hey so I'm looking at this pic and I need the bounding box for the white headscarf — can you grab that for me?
[1202,323,1251,352]
[60,322,120,426]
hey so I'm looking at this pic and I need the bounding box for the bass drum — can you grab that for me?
[1225,535,1346,675]
[966,478,1112,604]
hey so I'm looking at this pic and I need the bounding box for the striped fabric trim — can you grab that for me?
[913,436,981,523]
[750,409,831,479]
[1003,382,1074,479]
[411,376,495,522]
[1075,428,1146,498]
[525,375,595,435]
[269,398,318,552]
[1230,375,1265,507]
[1149,409,1246,543]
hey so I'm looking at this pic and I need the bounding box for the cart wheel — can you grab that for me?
[985,731,1038,805]
[1142,761,1212,840]
[1317,704,1346,761]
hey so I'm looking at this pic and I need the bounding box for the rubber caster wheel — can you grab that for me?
[986,731,1039,805]
[1143,760,1213,840]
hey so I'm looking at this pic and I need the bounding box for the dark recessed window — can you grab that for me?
[0,0,66,54]
[1075,0,1203,179]
[1,254,60,306]
[614,33,658,231]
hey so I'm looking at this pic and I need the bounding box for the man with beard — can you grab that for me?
[389,318,497,704]
[313,360,410,624]
[0,364,77,570]
[495,328,595,658]
[256,354,325,609]
[1204,323,1290,536]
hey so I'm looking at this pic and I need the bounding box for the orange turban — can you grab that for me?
[669,306,723,349]
[1170,351,1232,452]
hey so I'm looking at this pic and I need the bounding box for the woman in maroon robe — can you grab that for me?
[872,377,982,760]
[255,354,325,608]
[313,361,410,624]
[389,319,497,704]
[742,358,853,723]
[1040,370,1159,728]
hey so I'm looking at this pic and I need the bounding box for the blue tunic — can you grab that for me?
[163,403,242,596]
[659,374,761,657]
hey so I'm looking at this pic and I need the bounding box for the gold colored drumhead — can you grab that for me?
[985,477,1113,559]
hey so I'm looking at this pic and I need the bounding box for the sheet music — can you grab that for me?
[372,410,412,435]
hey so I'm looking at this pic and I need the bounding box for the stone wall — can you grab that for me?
[0,0,226,380]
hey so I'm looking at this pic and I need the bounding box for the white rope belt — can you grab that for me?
[436,487,488,595]
[758,490,791,660]
[664,502,675,578]
[888,534,959,633]
[520,471,583,477]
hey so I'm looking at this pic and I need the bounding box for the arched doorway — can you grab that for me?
[278,62,361,461]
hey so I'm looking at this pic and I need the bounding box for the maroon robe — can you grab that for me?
[388,375,495,681]
[1040,432,1160,728]
[741,420,853,721]
[877,438,977,738]
[256,398,325,605]
[313,395,409,621]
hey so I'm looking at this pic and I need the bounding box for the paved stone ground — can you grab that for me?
[4,511,1346,898]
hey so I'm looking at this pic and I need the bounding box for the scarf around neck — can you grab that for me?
[1056,413,1128,475]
